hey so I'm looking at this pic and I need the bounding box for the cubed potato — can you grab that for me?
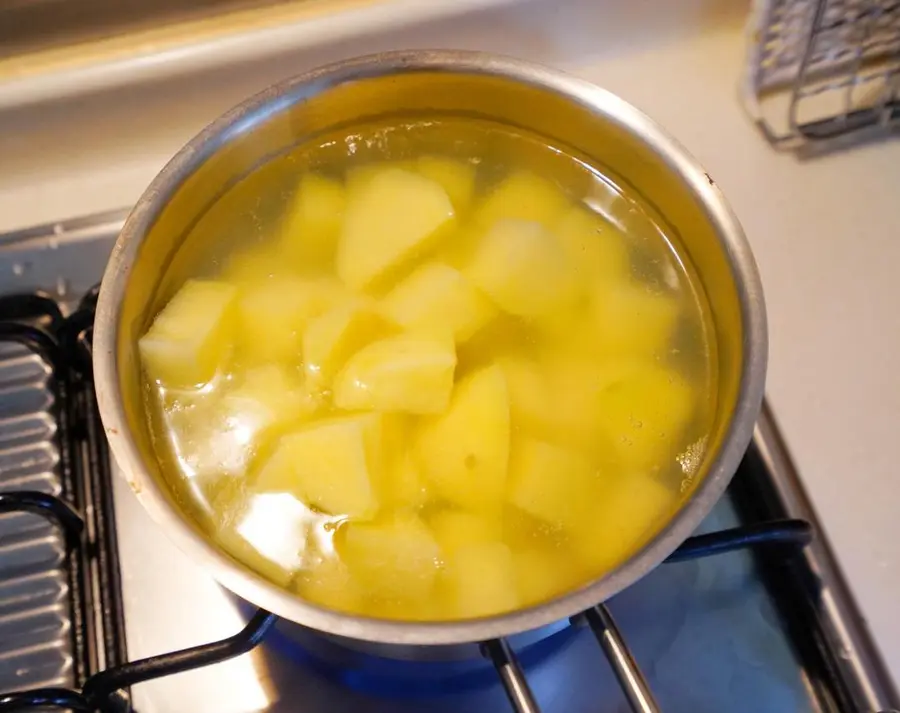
[294,556,363,613]
[345,160,416,194]
[340,514,442,599]
[281,173,345,270]
[337,168,455,290]
[254,415,381,517]
[417,156,476,213]
[445,542,520,618]
[169,364,315,481]
[513,546,586,606]
[234,276,343,364]
[507,438,598,530]
[139,279,237,387]
[572,472,675,574]
[464,220,580,320]
[222,245,291,284]
[380,262,496,343]
[592,362,696,470]
[415,364,510,511]
[223,364,318,427]
[587,282,680,358]
[216,491,312,586]
[539,353,630,459]
[474,171,569,227]
[302,299,391,388]
[553,205,631,286]
[428,509,503,554]
[497,355,552,435]
[383,451,431,510]
[333,333,457,414]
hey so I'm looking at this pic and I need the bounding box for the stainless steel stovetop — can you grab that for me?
[0,212,897,713]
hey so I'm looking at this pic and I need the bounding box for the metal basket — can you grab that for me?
[744,0,900,149]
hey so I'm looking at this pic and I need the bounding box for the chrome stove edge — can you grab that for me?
[754,403,900,713]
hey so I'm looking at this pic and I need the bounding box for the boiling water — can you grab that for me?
[139,118,717,622]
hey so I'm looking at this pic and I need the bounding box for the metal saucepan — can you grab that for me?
[93,51,767,655]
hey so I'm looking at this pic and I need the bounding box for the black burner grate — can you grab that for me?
[0,289,893,713]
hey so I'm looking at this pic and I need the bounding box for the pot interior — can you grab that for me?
[101,52,759,643]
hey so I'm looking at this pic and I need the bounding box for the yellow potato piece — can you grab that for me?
[302,299,390,388]
[383,451,431,510]
[294,556,363,613]
[417,156,476,213]
[166,364,315,482]
[428,509,503,554]
[415,364,510,511]
[333,333,457,414]
[381,262,496,343]
[281,173,345,270]
[507,438,599,530]
[475,171,569,227]
[345,160,416,194]
[592,362,696,470]
[217,491,313,586]
[553,205,632,286]
[496,355,552,435]
[514,546,586,606]
[465,220,580,320]
[445,541,520,618]
[224,364,317,425]
[572,472,675,574]
[254,415,380,518]
[234,276,342,364]
[588,282,680,358]
[337,168,455,290]
[139,280,237,387]
[340,514,442,600]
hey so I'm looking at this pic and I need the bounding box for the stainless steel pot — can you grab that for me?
[93,50,767,650]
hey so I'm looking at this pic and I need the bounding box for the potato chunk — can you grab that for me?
[341,515,442,599]
[294,556,363,613]
[572,472,675,574]
[381,262,496,343]
[139,279,237,387]
[281,173,345,270]
[168,364,315,481]
[254,415,380,517]
[507,438,598,530]
[475,171,569,227]
[428,509,502,554]
[465,220,579,320]
[415,364,510,511]
[417,156,476,213]
[333,333,456,414]
[588,282,680,358]
[592,362,695,470]
[513,547,585,606]
[235,276,341,364]
[217,492,312,586]
[445,542,520,618]
[302,299,389,388]
[553,205,631,285]
[337,168,455,290]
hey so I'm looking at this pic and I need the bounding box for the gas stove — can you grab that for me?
[0,211,896,713]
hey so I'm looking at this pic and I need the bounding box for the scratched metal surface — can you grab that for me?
[0,340,72,695]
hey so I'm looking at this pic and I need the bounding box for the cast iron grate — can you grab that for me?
[0,289,887,713]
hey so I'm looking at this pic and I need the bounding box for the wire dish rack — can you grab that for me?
[744,0,900,149]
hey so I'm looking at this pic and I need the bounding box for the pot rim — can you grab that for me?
[93,49,767,646]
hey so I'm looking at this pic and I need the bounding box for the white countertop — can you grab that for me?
[1,0,898,690]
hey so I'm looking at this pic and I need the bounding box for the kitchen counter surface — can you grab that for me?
[1,0,898,690]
